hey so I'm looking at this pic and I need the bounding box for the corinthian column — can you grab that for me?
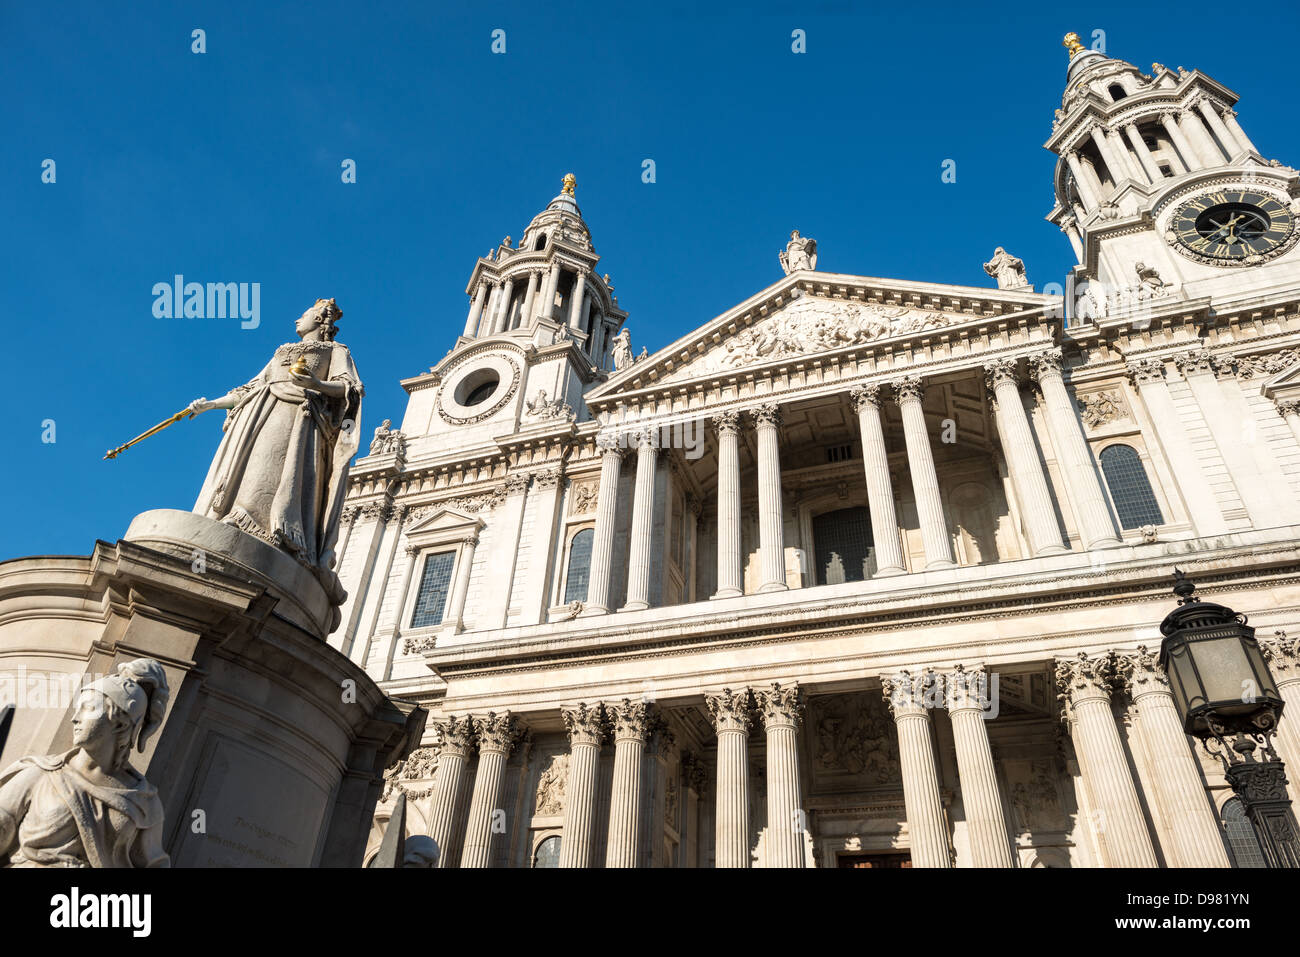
[460,712,519,868]
[881,670,952,867]
[985,359,1067,556]
[463,282,488,338]
[604,699,652,868]
[712,411,744,598]
[706,688,754,868]
[1274,400,1300,448]
[621,430,659,611]
[558,703,607,868]
[892,377,956,569]
[426,716,474,868]
[1116,648,1231,867]
[1055,652,1158,867]
[1028,349,1121,550]
[752,405,788,592]
[757,683,806,867]
[1260,632,1300,806]
[943,666,1015,867]
[850,385,905,576]
[581,444,626,616]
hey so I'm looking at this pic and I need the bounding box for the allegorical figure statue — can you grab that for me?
[188,299,363,590]
[1134,261,1170,299]
[611,328,635,371]
[779,229,818,274]
[0,659,171,867]
[983,246,1030,289]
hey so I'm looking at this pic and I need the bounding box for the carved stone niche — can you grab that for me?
[1003,757,1070,838]
[803,692,901,794]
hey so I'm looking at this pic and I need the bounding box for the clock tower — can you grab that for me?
[1045,32,1300,317]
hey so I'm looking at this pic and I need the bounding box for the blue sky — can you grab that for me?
[3,0,1298,558]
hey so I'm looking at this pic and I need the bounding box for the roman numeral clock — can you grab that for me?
[1165,187,1300,266]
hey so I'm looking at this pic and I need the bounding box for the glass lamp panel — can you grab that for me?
[1188,634,1254,709]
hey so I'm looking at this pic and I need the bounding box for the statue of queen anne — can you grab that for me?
[187,298,363,593]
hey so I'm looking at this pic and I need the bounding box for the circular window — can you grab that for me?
[455,368,500,407]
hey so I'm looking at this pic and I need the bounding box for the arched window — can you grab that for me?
[1220,798,1266,867]
[812,506,873,585]
[1099,445,1164,529]
[563,528,594,603]
[532,835,561,867]
[533,233,548,251]
[1108,83,1127,101]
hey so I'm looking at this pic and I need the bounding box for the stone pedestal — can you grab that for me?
[0,509,424,867]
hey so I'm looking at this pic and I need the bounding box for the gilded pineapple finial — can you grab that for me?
[562,173,576,196]
[1063,32,1086,57]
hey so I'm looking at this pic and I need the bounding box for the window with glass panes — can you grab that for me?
[563,528,594,603]
[812,507,873,585]
[410,550,457,627]
[1099,445,1164,529]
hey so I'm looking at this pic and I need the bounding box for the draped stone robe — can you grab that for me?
[194,339,363,574]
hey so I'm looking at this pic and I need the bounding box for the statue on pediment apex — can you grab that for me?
[779,230,818,275]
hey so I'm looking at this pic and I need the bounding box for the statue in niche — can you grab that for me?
[188,298,363,603]
[983,246,1030,289]
[0,658,171,867]
[779,229,818,274]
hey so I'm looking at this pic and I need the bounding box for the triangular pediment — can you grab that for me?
[590,271,1058,398]
[404,507,484,540]
[1261,355,1300,398]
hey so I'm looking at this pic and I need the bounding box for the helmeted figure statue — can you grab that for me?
[188,299,363,589]
[779,230,818,274]
[0,658,171,867]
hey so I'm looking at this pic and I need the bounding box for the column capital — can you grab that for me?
[982,357,1021,392]
[472,711,521,754]
[633,428,659,451]
[504,473,531,495]
[595,437,629,459]
[890,375,924,405]
[1173,348,1219,377]
[756,682,805,730]
[1274,399,1300,419]
[882,669,941,718]
[1126,357,1167,386]
[1260,630,1300,684]
[432,715,476,758]
[705,687,754,734]
[711,410,742,437]
[561,702,608,747]
[750,403,782,429]
[607,698,655,742]
[1055,651,1117,705]
[850,384,883,413]
[943,664,995,713]
[1027,347,1065,383]
[1114,646,1170,700]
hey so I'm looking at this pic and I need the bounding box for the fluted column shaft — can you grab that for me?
[520,269,540,326]
[622,432,658,611]
[463,282,488,338]
[479,283,502,337]
[893,377,956,569]
[752,405,787,592]
[1159,112,1200,171]
[1118,650,1230,867]
[605,700,651,868]
[986,360,1066,556]
[707,689,753,868]
[1222,109,1257,154]
[1065,151,1101,210]
[426,716,474,868]
[882,671,951,867]
[490,277,516,335]
[568,271,588,330]
[1056,654,1158,867]
[1261,634,1300,805]
[1197,98,1237,157]
[851,386,905,575]
[758,683,805,867]
[1030,351,1121,550]
[581,446,625,616]
[1124,123,1162,183]
[945,668,1015,867]
[541,261,561,320]
[1088,126,1123,186]
[712,412,743,598]
[460,713,517,868]
[558,704,605,868]
[1180,108,1224,166]
[1105,128,1141,182]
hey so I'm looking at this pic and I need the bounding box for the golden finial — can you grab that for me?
[561,173,576,196]
[1063,32,1086,57]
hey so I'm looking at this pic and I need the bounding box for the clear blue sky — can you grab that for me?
[3,0,1298,559]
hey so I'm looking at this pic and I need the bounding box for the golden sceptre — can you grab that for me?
[103,407,198,460]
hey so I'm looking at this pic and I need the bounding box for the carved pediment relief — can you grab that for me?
[658,295,965,384]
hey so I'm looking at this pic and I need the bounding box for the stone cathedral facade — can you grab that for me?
[336,38,1300,868]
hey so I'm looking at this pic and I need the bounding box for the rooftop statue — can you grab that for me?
[187,299,363,590]
[779,229,818,275]
[0,659,171,867]
[983,246,1030,289]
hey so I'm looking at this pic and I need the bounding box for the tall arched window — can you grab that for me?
[563,528,594,603]
[533,835,561,867]
[1220,798,1266,867]
[812,507,873,585]
[1099,445,1164,529]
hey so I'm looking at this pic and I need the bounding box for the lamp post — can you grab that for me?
[1158,568,1300,867]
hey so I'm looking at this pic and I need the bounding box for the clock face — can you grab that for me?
[1168,189,1296,264]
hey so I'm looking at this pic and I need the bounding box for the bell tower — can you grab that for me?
[1044,32,1300,316]
[396,175,628,458]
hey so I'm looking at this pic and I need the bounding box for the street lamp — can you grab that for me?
[1158,568,1300,867]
